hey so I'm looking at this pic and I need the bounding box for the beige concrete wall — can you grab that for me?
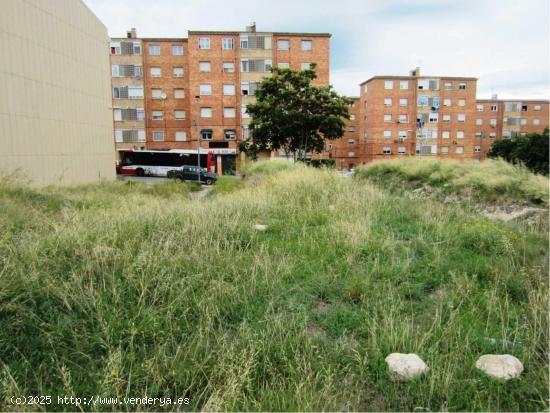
[0,0,115,185]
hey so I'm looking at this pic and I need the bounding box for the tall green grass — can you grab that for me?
[0,165,548,411]
[355,158,549,206]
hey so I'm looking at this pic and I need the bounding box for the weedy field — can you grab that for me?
[0,159,548,411]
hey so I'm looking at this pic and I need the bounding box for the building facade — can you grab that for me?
[110,29,146,150]
[472,98,549,159]
[1,0,115,185]
[357,68,479,163]
[110,25,330,172]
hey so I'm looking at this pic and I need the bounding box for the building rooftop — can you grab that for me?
[188,30,331,37]
[140,38,188,42]
[360,75,477,86]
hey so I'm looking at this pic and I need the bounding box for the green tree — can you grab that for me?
[239,65,351,160]
[488,128,549,175]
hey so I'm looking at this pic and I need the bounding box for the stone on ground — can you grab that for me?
[475,354,523,380]
[385,353,428,381]
[254,224,268,231]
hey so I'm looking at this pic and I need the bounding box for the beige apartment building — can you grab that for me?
[110,28,146,150]
[0,0,115,185]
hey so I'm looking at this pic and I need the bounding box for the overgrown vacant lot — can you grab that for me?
[0,160,548,411]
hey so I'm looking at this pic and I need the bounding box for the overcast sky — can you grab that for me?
[84,0,549,100]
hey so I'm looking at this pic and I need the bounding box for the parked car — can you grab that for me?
[167,165,218,185]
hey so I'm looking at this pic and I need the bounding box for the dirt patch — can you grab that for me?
[315,300,332,311]
[483,204,545,222]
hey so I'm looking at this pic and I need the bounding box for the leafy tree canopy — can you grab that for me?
[488,128,549,175]
[239,65,351,159]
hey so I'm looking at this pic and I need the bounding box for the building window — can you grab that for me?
[520,118,527,125]
[399,98,408,106]
[224,107,236,118]
[458,83,466,90]
[534,118,541,125]
[489,132,496,138]
[149,45,160,55]
[442,131,450,139]
[174,88,185,99]
[175,131,187,141]
[199,38,210,49]
[240,36,249,49]
[152,111,163,120]
[300,62,312,70]
[350,114,355,120]
[491,104,498,111]
[399,114,408,123]
[441,146,449,154]
[383,130,392,138]
[475,118,483,125]
[174,110,185,120]
[199,84,212,96]
[457,131,464,139]
[521,105,528,112]
[474,146,481,153]
[444,82,452,90]
[428,113,438,123]
[384,114,392,122]
[383,147,391,154]
[150,67,161,77]
[348,151,355,157]
[133,42,141,55]
[278,62,290,69]
[458,99,466,107]
[477,104,484,111]
[398,131,407,140]
[384,80,394,90]
[172,45,184,55]
[137,109,145,121]
[173,67,184,77]
[443,98,451,107]
[534,105,541,111]
[457,114,466,122]
[223,62,235,73]
[277,39,289,50]
[490,118,497,126]
[200,107,212,118]
[399,80,408,90]
[151,88,162,99]
[443,114,451,122]
[223,84,236,95]
[153,131,164,141]
[398,147,406,155]
[301,40,312,51]
[475,132,482,138]
[222,38,234,50]
[241,104,249,119]
[348,126,355,132]
[348,139,355,144]
[110,42,121,55]
[199,61,211,72]
[456,146,464,154]
[384,98,392,106]
[224,129,236,140]
[241,60,249,72]
[200,129,213,140]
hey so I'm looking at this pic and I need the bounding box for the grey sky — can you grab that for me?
[83,0,550,100]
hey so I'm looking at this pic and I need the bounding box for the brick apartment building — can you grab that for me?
[475,98,549,159]
[323,97,360,170]
[358,68,479,162]
[110,25,330,173]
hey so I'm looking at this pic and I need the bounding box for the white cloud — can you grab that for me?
[84,0,549,99]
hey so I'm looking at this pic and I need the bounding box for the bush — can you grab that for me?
[354,158,549,205]
[488,128,549,175]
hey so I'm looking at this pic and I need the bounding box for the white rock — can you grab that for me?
[254,224,268,231]
[475,354,523,380]
[385,353,429,381]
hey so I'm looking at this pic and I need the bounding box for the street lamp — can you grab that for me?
[195,95,201,184]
